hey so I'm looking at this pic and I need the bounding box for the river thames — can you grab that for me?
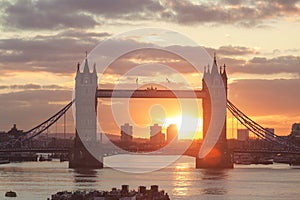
[1,155,300,200]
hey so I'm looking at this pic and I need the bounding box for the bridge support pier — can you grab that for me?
[195,147,233,169]
[69,133,103,169]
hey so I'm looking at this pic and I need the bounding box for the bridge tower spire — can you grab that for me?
[69,55,103,169]
[197,54,233,169]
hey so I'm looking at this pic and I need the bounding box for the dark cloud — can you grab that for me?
[56,30,111,39]
[1,0,164,30]
[0,25,298,78]
[218,45,258,56]
[129,46,299,77]
[227,56,300,75]
[205,46,259,58]
[2,0,98,30]
[0,29,298,77]
[223,0,242,5]
[0,30,109,73]
[1,0,299,30]
[0,84,67,90]
[104,48,200,76]
[162,0,300,27]
[0,89,71,103]
[0,89,73,131]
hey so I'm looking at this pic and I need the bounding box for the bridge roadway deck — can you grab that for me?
[97,89,206,98]
[0,148,69,153]
[2,147,300,155]
[233,149,300,155]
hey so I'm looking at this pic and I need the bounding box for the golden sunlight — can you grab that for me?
[162,114,202,139]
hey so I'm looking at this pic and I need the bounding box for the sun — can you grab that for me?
[162,115,202,139]
[163,116,182,129]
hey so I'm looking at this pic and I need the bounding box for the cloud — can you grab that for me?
[1,0,300,30]
[204,45,259,58]
[163,0,300,27]
[0,84,67,90]
[227,55,300,75]
[1,0,98,30]
[103,47,200,76]
[217,45,258,56]
[0,89,73,131]
[0,30,109,73]
[1,0,164,30]
[0,28,298,78]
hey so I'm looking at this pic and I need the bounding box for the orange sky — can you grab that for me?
[0,0,300,139]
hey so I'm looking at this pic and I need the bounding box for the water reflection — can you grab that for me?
[73,168,98,186]
[200,169,228,196]
[201,169,228,180]
[171,162,194,197]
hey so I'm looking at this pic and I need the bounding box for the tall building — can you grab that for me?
[150,124,165,144]
[121,123,133,142]
[291,123,300,135]
[265,128,275,141]
[237,129,249,141]
[291,123,300,143]
[167,124,178,143]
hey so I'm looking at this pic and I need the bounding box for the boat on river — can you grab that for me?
[0,158,10,165]
[5,191,17,197]
[290,158,300,169]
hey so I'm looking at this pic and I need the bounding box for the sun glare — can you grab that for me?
[162,115,202,139]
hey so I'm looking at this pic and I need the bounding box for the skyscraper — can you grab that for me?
[167,124,178,143]
[150,124,165,144]
[121,123,133,142]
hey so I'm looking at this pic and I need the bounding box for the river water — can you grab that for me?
[0,155,300,200]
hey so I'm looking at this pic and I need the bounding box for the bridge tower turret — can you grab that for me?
[69,57,103,169]
[196,53,233,168]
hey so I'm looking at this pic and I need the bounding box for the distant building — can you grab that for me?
[167,124,178,143]
[120,123,133,142]
[237,129,249,141]
[150,124,165,144]
[291,123,300,143]
[0,124,25,148]
[265,128,275,141]
[0,131,7,143]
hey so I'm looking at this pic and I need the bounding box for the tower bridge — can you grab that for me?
[1,55,300,169]
[69,54,232,169]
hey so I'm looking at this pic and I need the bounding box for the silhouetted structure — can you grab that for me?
[265,128,275,141]
[70,54,233,169]
[0,124,25,148]
[121,123,133,142]
[166,124,178,143]
[291,123,300,144]
[196,54,233,168]
[69,58,103,169]
[150,124,165,144]
[237,129,249,141]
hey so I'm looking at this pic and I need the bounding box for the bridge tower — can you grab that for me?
[69,58,103,168]
[196,55,233,168]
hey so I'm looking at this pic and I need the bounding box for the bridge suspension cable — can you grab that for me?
[0,100,74,149]
[227,100,300,150]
